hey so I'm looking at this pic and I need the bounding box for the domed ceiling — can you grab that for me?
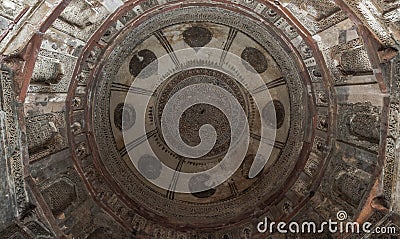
[0,0,399,238]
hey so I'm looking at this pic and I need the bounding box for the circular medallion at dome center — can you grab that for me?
[152,68,253,160]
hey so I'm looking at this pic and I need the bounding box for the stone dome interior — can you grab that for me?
[0,0,399,238]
